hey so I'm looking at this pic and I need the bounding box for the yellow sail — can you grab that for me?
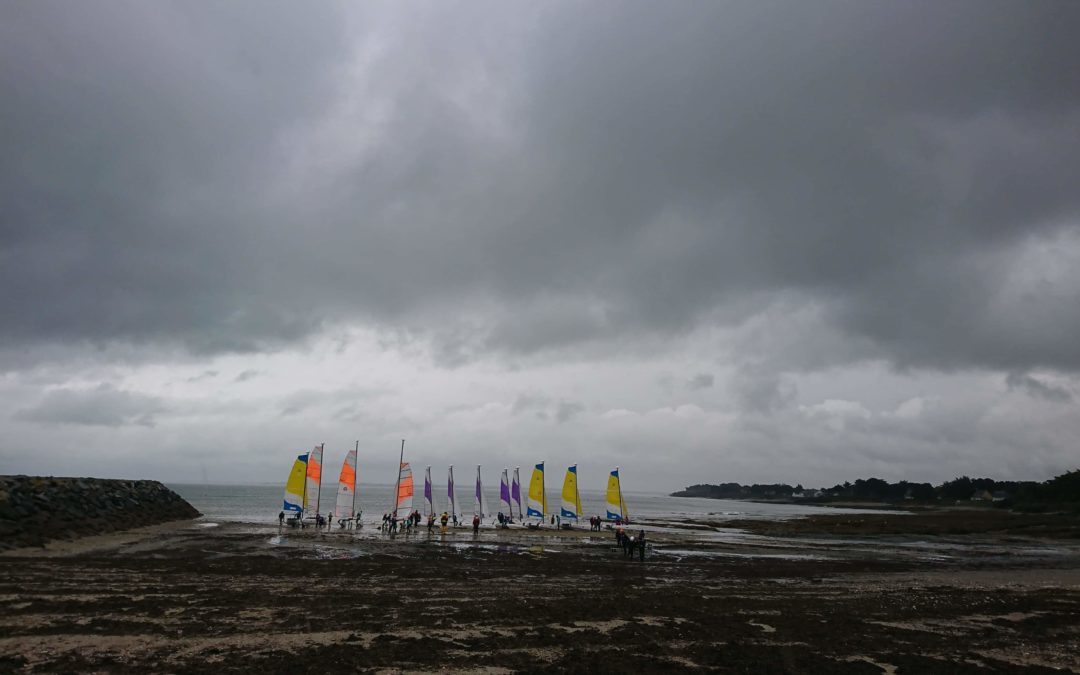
[527,462,545,518]
[283,454,308,513]
[606,467,628,521]
[560,465,581,520]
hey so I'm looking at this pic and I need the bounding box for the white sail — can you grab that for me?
[447,465,457,518]
[512,467,523,520]
[335,447,357,521]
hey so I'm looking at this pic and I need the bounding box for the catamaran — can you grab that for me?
[335,442,359,529]
[526,461,547,526]
[606,466,630,523]
[282,444,323,526]
[499,468,513,524]
[511,467,524,521]
[560,464,582,527]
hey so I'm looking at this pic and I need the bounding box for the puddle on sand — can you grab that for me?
[656,548,825,561]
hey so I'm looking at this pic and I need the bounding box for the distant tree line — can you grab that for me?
[672,470,1080,511]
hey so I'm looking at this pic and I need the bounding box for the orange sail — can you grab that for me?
[396,462,414,514]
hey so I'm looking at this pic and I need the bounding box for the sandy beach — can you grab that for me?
[2,510,1078,673]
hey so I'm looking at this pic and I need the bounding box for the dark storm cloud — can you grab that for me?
[3,1,1079,372]
[15,384,164,427]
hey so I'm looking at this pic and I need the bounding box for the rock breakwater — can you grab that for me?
[0,475,200,551]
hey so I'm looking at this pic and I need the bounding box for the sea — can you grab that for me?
[169,482,883,527]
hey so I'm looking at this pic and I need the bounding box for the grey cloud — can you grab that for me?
[555,401,585,424]
[15,384,164,427]
[732,368,797,414]
[187,370,219,383]
[2,1,1079,378]
[687,373,714,390]
[1005,371,1073,403]
[234,369,262,383]
[511,394,584,424]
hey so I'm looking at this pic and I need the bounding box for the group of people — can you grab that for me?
[615,526,647,561]
[381,510,425,533]
[278,510,362,530]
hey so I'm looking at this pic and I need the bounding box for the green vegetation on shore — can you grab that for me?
[673,469,1080,512]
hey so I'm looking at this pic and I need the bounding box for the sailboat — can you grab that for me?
[474,465,485,519]
[424,466,434,519]
[499,468,513,524]
[511,467,524,522]
[526,461,547,525]
[391,440,413,523]
[335,442,359,529]
[606,466,630,523]
[560,464,582,527]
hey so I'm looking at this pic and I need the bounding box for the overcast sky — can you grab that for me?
[2,1,1079,491]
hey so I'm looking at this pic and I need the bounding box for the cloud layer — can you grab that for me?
[2,2,1078,487]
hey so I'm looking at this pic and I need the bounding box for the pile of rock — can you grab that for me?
[0,476,201,551]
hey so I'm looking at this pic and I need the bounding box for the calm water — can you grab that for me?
[170,482,883,527]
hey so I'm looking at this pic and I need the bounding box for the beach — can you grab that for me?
[2,509,1078,673]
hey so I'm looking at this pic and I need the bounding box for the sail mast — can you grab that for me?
[541,460,546,521]
[617,465,625,521]
[475,464,483,518]
[301,452,308,520]
[392,439,404,520]
[575,464,581,520]
[352,441,359,522]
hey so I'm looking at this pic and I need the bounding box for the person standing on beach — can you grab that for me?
[278,511,285,526]
[472,514,480,534]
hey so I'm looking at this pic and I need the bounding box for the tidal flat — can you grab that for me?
[1,512,1078,673]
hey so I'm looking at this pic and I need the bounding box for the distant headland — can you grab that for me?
[672,470,1080,511]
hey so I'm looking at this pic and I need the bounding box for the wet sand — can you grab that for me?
[1,514,1078,673]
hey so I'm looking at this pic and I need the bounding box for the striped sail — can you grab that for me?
[335,448,357,520]
[305,445,323,514]
[527,462,546,518]
[499,469,512,516]
[560,465,581,520]
[606,467,628,521]
[511,467,523,520]
[424,466,434,516]
[447,466,457,517]
[474,465,484,517]
[283,453,308,513]
[396,462,414,516]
